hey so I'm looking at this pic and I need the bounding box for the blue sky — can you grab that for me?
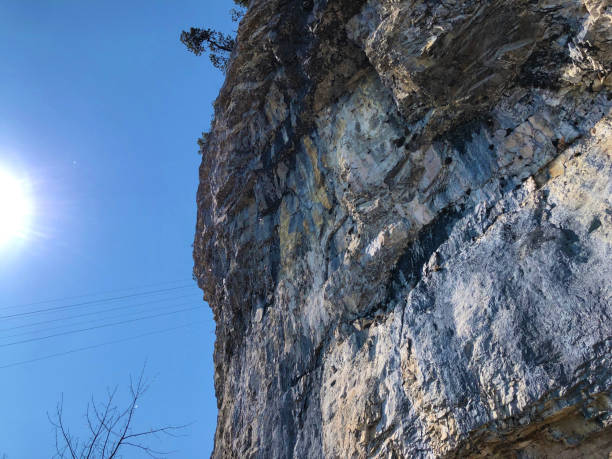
[0,1,235,456]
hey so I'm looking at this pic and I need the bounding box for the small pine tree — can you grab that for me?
[181,0,250,72]
[181,0,247,71]
[180,27,235,70]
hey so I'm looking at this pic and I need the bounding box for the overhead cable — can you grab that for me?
[0,321,207,370]
[0,305,204,347]
[0,278,192,311]
[0,292,199,333]
[0,285,196,320]
[0,300,199,340]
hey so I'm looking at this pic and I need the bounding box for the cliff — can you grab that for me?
[193,1,612,457]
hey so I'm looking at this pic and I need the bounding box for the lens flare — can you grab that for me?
[0,167,33,245]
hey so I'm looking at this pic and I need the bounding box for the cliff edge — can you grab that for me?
[193,0,612,457]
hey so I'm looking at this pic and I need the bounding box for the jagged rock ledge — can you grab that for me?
[193,0,612,457]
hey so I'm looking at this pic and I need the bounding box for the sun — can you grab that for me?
[0,167,33,245]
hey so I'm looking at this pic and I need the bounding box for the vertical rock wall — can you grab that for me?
[193,0,612,457]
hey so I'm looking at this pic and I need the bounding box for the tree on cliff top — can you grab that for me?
[180,28,235,70]
[180,0,247,71]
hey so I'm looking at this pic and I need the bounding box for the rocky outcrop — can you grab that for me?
[192,0,612,457]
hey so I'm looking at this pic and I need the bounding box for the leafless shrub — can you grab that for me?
[49,367,187,459]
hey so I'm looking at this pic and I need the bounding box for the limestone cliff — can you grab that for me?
[192,1,612,457]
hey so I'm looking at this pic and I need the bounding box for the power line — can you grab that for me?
[0,300,199,340]
[0,305,205,348]
[0,292,199,333]
[0,321,207,370]
[0,278,193,311]
[0,285,196,320]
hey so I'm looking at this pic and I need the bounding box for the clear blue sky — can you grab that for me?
[0,1,235,456]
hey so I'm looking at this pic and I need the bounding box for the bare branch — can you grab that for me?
[84,398,108,459]
[122,441,172,459]
[52,394,78,459]
[123,424,190,441]
[50,365,185,458]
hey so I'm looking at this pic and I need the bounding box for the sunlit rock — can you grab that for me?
[193,0,612,457]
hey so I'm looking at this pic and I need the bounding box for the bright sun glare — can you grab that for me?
[0,167,33,245]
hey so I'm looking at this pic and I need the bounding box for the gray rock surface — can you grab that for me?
[192,0,612,457]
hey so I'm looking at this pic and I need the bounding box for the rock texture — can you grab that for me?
[193,0,612,457]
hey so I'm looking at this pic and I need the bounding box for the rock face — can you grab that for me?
[192,0,612,457]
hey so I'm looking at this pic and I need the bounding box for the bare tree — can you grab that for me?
[49,368,186,459]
